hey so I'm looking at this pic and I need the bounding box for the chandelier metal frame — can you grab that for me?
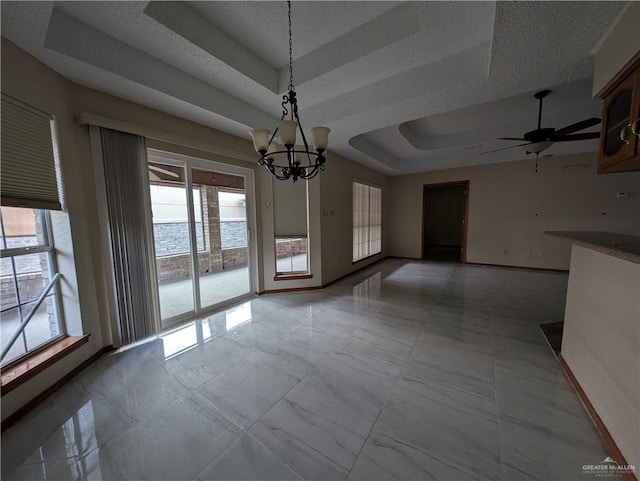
[252,0,329,182]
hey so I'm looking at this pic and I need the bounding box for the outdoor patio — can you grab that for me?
[157,253,307,320]
[158,267,250,321]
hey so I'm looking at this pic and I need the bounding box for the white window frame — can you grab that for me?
[275,236,309,275]
[0,208,65,368]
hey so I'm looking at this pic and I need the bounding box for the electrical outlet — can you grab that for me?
[537,250,544,257]
[525,249,532,257]
[503,248,509,255]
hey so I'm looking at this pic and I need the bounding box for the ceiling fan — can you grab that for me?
[483,89,601,156]
[148,164,180,181]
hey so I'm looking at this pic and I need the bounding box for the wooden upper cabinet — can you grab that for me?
[598,59,640,174]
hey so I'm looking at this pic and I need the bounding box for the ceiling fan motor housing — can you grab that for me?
[524,127,555,142]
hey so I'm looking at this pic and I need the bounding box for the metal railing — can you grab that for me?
[0,272,62,361]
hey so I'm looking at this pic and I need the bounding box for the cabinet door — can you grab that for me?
[598,71,638,172]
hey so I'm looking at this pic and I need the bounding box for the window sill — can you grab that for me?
[273,273,313,281]
[1,335,90,396]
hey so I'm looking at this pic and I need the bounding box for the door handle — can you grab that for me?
[631,119,640,138]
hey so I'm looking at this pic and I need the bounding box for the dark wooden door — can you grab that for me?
[422,182,468,262]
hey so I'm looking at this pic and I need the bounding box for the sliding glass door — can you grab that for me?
[147,151,253,327]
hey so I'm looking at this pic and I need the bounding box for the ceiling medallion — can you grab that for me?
[249,0,330,182]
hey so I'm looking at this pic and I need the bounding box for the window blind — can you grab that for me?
[1,94,62,210]
[352,181,382,261]
[98,127,156,346]
[273,178,308,237]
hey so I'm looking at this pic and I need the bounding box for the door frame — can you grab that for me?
[421,180,469,263]
[146,148,258,330]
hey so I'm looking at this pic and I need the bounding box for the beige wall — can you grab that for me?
[1,38,389,419]
[320,152,389,285]
[2,37,106,421]
[1,38,261,420]
[592,2,640,96]
[561,245,639,467]
[389,153,640,270]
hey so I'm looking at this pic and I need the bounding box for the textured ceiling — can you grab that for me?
[0,1,628,175]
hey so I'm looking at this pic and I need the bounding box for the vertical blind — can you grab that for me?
[1,93,62,210]
[273,178,308,237]
[352,181,382,262]
[99,127,156,346]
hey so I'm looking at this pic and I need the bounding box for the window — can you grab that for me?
[273,179,309,275]
[150,184,205,256]
[275,237,308,274]
[353,181,382,262]
[219,191,247,249]
[1,95,66,368]
[0,207,63,367]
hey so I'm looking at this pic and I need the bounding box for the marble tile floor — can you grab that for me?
[2,259,611,481]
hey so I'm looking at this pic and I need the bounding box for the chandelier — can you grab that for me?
[249,0,330,182]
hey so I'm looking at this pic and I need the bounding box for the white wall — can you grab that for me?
[561,245,640,467]
[389,153,640,270]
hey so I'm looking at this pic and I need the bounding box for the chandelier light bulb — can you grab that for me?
[249,129,270,153]
[310,127,330,151]
[278,120,298,146]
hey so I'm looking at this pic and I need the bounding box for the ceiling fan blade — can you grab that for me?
[553,132,600,142]
[480,143,530,155]
[498,137,527,141]
[554,117,601,136]
[149,164,180,178]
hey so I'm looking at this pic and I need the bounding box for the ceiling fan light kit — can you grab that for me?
[523,141,554,154]
[249,0,330,182]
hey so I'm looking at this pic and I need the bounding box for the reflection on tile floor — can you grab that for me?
[2,259,610,480]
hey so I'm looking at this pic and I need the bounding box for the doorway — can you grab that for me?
[147,150,254,328]
[422,181,469,262]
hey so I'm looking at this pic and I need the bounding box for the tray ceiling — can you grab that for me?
[0,1,627,174]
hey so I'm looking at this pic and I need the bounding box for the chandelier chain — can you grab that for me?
[287,0,294,91]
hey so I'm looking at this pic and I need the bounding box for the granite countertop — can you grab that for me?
[545,231,640,264]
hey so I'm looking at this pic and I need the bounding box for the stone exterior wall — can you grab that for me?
[222,247,248,269]
[275,238,307,259]
[156,248,248,283]
[220,220,247,248]
[0,273,44,308]
[155,251,213,283]
[153,222,204,256]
